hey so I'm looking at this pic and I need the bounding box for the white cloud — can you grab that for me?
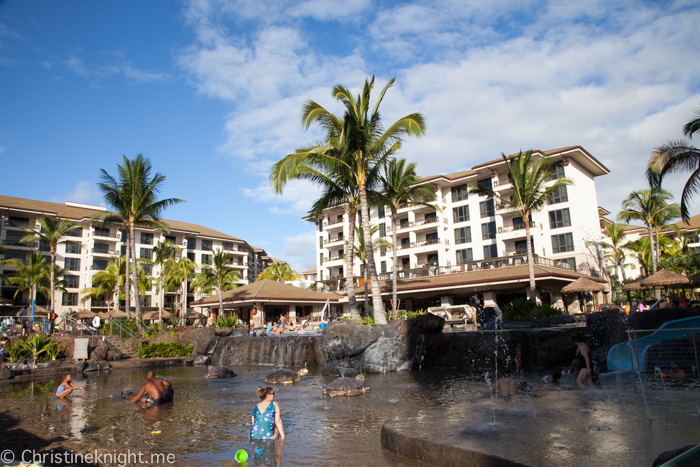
[64,51,169,83]
[50,180,102,205]
[277,231,317,271]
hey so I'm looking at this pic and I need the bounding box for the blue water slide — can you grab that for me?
[607,316,700,372]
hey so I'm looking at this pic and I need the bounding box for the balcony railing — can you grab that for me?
[91,264,109,271]
[92,248,116,255]
[91,300,109,308]
[327,254,345,262]
[324,236,344,245]
[397,238,448,250]
[93,231,121,238]
[324,218,344,227]
[6,220,29,227]
[500,224,527,233]
[2,240,37,248]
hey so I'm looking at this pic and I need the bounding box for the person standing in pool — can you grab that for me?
[56,374,83,398]
[572,335,594,389]
[250,386,285,440]
[130,370,174,405]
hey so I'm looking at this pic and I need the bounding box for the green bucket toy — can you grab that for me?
[235,449,248,463]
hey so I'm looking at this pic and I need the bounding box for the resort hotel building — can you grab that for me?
[0,195,274,319]
[307,146,612,312]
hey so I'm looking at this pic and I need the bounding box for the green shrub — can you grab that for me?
[535,304,562,319]
[135,341,193,358]
[144,324,161,338]
[407,310,428,321]
[45,340,65,361]
[361,316,375,326]
[215,315,239,328]
[26,333,53,363]
[504,299,535,321]
[4,340,30,362]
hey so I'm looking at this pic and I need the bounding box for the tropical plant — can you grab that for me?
[215,315,239,328]
[4,340,29,363]
[45,340,65,361]
[1,252,51,319]
[659,254,700,276]
[617,188,678,275]
[163,257,196,325]
[348,224,392,316]
[135,341,193,358]
[80,256,126,313]
[503,299,535,321]
[256,262,302,282]
[20,215,81,320]
[624,237,652,276]
[647,107,700,221]
[470,150,573,304]
[381,158,439,317]
[191,250,241,318]
[25,333,52,366]
[98,154,185,327]
[272,76,426,324]
[151,240,178,323]
[535,304,562,320]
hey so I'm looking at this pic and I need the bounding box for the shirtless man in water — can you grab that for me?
[130,370,174,405]
[485,371,527,398]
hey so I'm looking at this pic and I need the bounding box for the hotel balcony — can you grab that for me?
[324,254,345,265]
[392,216,447,233]
[396,237,449,251]
[4,220,30,230]
[92,248,117,256]
[2,240,38,249]
[492,178,513,195]
[93,231,122,240]
[497,223,539,240]
[324,235,345,246]
[90,264,109,271]
[495,205,520,218]
[323,218,345,231]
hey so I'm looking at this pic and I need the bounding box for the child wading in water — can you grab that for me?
[56,374,83,398]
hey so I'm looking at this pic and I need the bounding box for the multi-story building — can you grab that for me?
[0,195,274,317]
[306,146,610,310]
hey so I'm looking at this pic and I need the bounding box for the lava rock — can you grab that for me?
[206,365,236,378]
[89,340,109,361]
[652,445,700,467]
[408,313,445,333]
[75,361,87,372]
[83,363,99,372]
[357,325,412,373]
[184,357,195,365]
[97,360,111,370]
[322,321,382,360]
[193,355,211,365]
[322,361,359,378]
[191,328,217,356]
[214,327,233,337]
[0,364,13,380]
[587,309,628,348]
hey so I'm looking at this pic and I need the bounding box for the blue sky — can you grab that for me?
[1,0,699,271]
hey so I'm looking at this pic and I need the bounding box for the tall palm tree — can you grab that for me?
[191,250,241,320]
[600,223,632,284]
[151,241,178,323]
[617,188,676,275]
[80,256,125,313]
[348,224,392,316]
[647,108,700,221]
[1,252,51,321]
[381,158,439,315]
[164,257,196,325]
[471,150,573,304]
[624,237,652,277]
[20,215,81,320]
[652,205,681,266]
[98,154,185,328]
[257,262,302,282]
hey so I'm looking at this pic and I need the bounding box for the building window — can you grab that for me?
[120,245,127,257]
[454,227,472,244]
[94,242,110,253]
[380,246,387,257]
[201,240,213,251]
[143,295,152,307]
[557,257,577,271]
[201,254,212,265]
[479,200,495,218]
[548,185,568,205]
[379,223,386,238]
[320,253,324,265]
[65,242,81,254]
[65,227,83,238]
[143,264,153,275]
[549,208,571,229]
[552,233,575,253]
[140,248,152,259]
[187,252,195,261]
[222,242,234,250]
[65,257,81,271]
[481,222,496,240]
[65,275,79,289]
[186,238,196,249]
[92,259,108,270]
[62,292,78,306]
[140,233,153,245]
[319,236,324,248]
[381,261,387,273]
[451,184,468,202]
[7,216,29,227]
[38,241,50,252]
[94,227,110,237]
[453,206,470,223]
[483,244,498,259]
[456,248,473,265]
[546,161,565,181]
[378,206,385,219]
[476,178,492,192]
[318,220,323,232]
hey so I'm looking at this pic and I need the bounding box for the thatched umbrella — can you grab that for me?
[143,310,171,320]
[561,277,607,313]
[104,309,127,318]
[622,277,646,291]
[641,269,691,305]
[74,309,96,320]
[185,310,205,319]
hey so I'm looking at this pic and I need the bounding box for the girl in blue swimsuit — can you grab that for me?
[250,386,285,440]
[56,374,83,398]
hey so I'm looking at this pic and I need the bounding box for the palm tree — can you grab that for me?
[381,158,439,315]
[191,250,241,320]
[600,223,632,284]
[80,256,125,313]
[652,205,681,266]
[20,215,81,321]
[647,108,700,221]
[151,241,178,323]
[1,252,51,321]
[164,257,196,325]
[257,262,302,282]
[98,154,185,328]
[348,224,392,316]
[624,237,652,277]
[471,150,573,305]
[617,188,676,275]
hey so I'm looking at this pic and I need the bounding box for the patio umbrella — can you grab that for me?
[0,297,14,306]
[143,310,171,320]
[561,277,607,313]
[184,310,205,320]
[639,269,690,288]
[74,309,97,319]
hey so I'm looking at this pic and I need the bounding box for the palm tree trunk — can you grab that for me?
[358,183,386,324]
[181,280,187,326]
[391,210,398,319]
[124,229,131,318]
[525,219,537,305]
[648,225,659,299]
[159,271,164,323]
[345,208,361,320]
[129,223,142,329]
[49,247,56,334]
[218,282,224,323]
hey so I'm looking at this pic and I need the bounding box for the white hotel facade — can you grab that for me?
[308,146,611,310]
[0,195,274,317]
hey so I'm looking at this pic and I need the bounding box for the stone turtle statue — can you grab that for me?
[206,365,236,378]
[323,375,368,397]
[264,368,309,384]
